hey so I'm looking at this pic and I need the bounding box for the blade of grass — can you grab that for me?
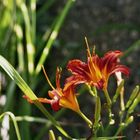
[0,111,21,140]
[35,0,75,74]
[14,14,32,140]
[30,0,36,43]
[14,24,25,72]
[0,55,71,139]
[18,2,35,74]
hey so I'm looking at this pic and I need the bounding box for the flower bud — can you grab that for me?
[126,85,139,109]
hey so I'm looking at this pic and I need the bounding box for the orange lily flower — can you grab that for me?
[24,66,80,113]
[66,41,129,90]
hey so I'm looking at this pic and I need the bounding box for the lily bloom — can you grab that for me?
[24,66,80,113]
[66,41,129,90]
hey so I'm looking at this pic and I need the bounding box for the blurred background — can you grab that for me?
[0,0,140,139]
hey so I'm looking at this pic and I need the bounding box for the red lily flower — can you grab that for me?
[24,66,80,113]
[66,42,129,90]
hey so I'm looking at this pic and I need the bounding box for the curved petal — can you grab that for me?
[67,59,89,76]
[64,75,86,91]
[102,50,123,73]
[110,65,130,76]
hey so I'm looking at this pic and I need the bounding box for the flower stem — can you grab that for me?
[86,84,97,97]
[103,88,112,106]
[78,110,92,128]
[103,88,114,125]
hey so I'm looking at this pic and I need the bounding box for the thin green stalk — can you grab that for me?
[120,85,125,111]
[0,112,21,140]
[94,96,101,134]
[103,89,114,125]
[103,88,112,106]
[19,2,35,74]
[35,0,75,74]
[14,24,25,72]
[78,110,92,128]
[114,116,133,137]
[112,80,124,103]
[30,0,36,43]
[87,84,97,97]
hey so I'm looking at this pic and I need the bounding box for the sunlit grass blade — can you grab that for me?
[35,0,75,74]
[0,55,71,139]
[14,24,25,72]
[0,111,21,140]
[0,55,37,100]
[30,0,36,43]
[18,2,35,74]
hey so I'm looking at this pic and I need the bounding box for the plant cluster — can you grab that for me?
[22,38,140,139]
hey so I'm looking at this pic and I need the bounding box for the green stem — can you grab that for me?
[120,87,125,111]
[114,116,133,137]
[103,88,114,125]
[114,124,124,136]
[78,110,92,128]
[103,88,112,106]
[87,84,97,97]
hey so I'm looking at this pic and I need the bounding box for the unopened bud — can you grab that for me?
[126,85,139,109]
[125,116,134,126]
[49,130,56,140]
